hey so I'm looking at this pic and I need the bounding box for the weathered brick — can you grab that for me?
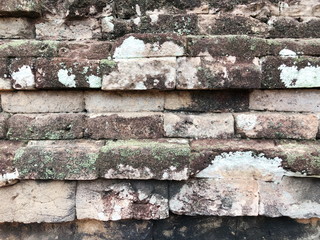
[235,112,318,139]
[112,33,185,59]
[191,139,320,176]
[164,113,234,138]
[101,57,176,90]
[85,113,164,139]
[36,18,100,40]
[36,58,101,89]
[1,91,84,113]
[250,90,320,112]
[169,179,259,216]
[0,58,11,90]
[99,139,191,180]
[164,90,249,112]
[0,180,76,223]
[0,113,8,139]
[76,180,168,220]
[85,91,164,112]
[13,140,103,180]
[176,57,261,89]
[0,18,34,39]
[259,177,320,218]
[0,0,42,17]
[8,57,36,89]
[7,113,85,140]
[262,56,320,88]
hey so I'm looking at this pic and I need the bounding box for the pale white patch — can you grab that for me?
[101,16,114,32]
[133,17,141,25]
[135,4,141,16]
[236,114,258,131]
[113,36,145,59]
[57,69,76,87]
[279,49,297,58]
[134,81,147,90]
[0,169,19,187]
[11,65,35,88]
[177,57,200,89]
[278,64,320,88]
[150,14,159,23]
[161,167,188,180]
[86,75,102,88]
[226,56,236,63]
[252,57,260,66]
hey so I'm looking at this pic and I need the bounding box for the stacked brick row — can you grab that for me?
[0,0,320,239]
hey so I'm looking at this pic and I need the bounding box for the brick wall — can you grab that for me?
[0,0,320,239]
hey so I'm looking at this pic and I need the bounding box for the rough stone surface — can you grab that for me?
[7,113,85,140]
[169,179,259,216]
[76,180,169,221]
[0,0,42,17]
[0,180,76,223]
[0,113,8,139]
[235,112,318,139]
[85,91,164,112]
[101,57,176,90]
[36,58,101,89]
[259,177,320,218]
[164,113,234,138]
[164,90,249,112]
[0,58,11,90]
[1,91,84,113]
[250,90,320,112]
[98,139,191,180]
[85,113,164,139]
[0,18,34,39]
[176,56,261,89]
[13,140,103,180]
[8,57,36,89]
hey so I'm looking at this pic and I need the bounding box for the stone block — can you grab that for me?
[112,33,185,59]
[259,177,320,218]
[164,90,249,112]
[176,57,261,89]
[250,90,320,112]
[13,140,103,180]
[98,139,191,180]
[0,18,34,39]
[0,58,11,90]
[0,180,76,223]
[85,91,164,112]
[0,113,8,139]
[164,113,234,138]
[169,179,259,216]
[235,112,318,139]
[0,0,42,17]
[101,57,176,90]
[8,57,36,89]
[76,180,168,220]
[85,113,164,139]
[36,58,101,89]
[1,91,84,113]
[7,113,85,140]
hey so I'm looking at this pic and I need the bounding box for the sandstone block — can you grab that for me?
[250,90,320,112]
[235,112,318,139]
[36,58,101,89]
[0,18,34,39]
[164,113,234,138]
[76,180,169,221]
[169,179,259,216]
[98,139,191,180]
[112,33,185,59]
[262,56,320,88]
[1,91,84,113]
[85,91,164,112]
[85,113,164,139]
[164,90,249,112]
[0,0,41,17]
[13,140,103,180]
[7,113,85,140]
[259,177,320,218]
[176,57,261,89]
[0,58,11,90]
[0,180,76,223]
[8,57,36,89]
[101,57,176,90]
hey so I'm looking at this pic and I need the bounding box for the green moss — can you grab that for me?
[100,59,117,68]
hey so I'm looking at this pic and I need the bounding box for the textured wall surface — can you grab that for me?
[0,0,320,239]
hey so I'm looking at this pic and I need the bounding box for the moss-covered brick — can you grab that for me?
[35,58,101,89]
[0,141,26,175]
[13,140,104,180]
[7,113,85,140]
[98,139,191,180]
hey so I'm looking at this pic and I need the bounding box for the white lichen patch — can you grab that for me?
[104,164,155,179]
[11,65,35,89]
[176,57,200,89]
[0,169,19,187]
[196,151,286,182]
[279,49,297,58]
[86,75,102,88]
[278,64,320,88]
[57,69,76,88]
[236,114,258,131]
[101,16,114,32]
[161,167,189,180]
